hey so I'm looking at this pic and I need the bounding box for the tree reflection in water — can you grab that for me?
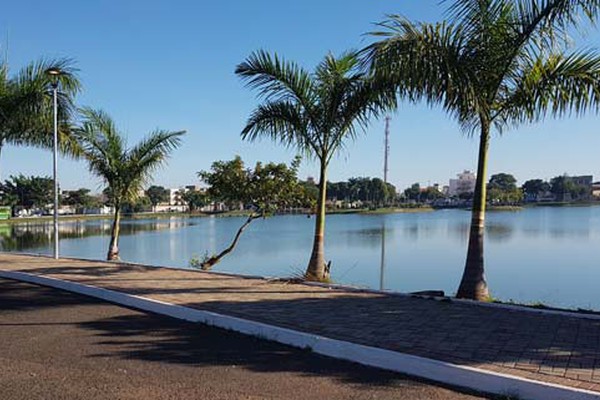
[379,220,386,291]
[0,218,191,251]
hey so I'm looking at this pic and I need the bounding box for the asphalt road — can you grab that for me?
[0,278,491,400]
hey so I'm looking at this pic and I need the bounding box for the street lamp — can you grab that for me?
[46,67,61,259]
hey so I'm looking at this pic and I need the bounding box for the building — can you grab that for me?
[184,184,202,192]
[149,187,188,212]
[592,182,600,199]
[80,206,113,215]
[168,188,185,206]
[448,170,476,197]
[571,175,593,201]
[572,175,593,187]
[153,187,190,212]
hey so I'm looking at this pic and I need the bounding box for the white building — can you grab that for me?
[169,188,185,206]
[448,170,476,196]
[592,182,600,199]
[152,187,190,213]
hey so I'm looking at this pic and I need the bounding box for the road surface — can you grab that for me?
[0,278,491,400]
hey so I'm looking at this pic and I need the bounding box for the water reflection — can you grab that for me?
[379,220,386,291]
[449,222,515,243]
[342,226,394,247]
[0,218,191,251]
[402,223,445,242]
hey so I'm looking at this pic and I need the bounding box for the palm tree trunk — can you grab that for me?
[201,213,261,270]
[305,160,328,281]
[107,205,121,261]
[457,120,491,301]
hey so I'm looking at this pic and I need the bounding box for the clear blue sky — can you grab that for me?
[2,0,599,192]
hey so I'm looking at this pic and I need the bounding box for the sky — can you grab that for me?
[1,0,599,192]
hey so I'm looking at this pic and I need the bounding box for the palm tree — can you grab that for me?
[0,58,81,177]
[75,108,185,260]
[236,51,395,281]
[364,0,600,300]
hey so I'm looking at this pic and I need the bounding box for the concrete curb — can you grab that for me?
[13,252,600,321]
[1,269,598,400]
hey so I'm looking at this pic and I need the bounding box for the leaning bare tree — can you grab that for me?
[196,155,307,270]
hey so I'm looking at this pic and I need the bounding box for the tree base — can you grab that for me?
[456,283,490,301]
[200,258,218,271]
[304,261,332,282]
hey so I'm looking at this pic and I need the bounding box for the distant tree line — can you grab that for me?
[522,176,592,202]
[324,177,397,207]
[487,173,523,205]
[403,183,445,202]
[2,171,594,216]
[398,173,595,206]
[0,175,55,213]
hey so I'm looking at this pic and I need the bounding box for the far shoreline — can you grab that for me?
[2,201,599,226]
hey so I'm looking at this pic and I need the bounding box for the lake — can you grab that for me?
[1,206,599,311]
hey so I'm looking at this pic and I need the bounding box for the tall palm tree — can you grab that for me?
[236,51,395,281]
[364,0,600,300]
[75,108,185,260]
[0,58,81,177]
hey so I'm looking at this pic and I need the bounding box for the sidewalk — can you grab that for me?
[1,253,599,398]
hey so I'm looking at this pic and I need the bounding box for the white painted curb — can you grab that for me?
[1,270,598,400]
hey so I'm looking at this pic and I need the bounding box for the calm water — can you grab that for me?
[2,206,599,310]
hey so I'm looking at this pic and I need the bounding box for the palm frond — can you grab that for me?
[73,109,122,187]
[444,0,514,40]
[364,15,480,132]
[499,50,600,126]
[235,50,315,107]
[514,0,600,42]
[0,57,81,156]
[241,100,318,157]
[75,108,185,204]
[126,129,186,190]
[327,77,398,163]
[14,57,80,95]
[239,50,397,162]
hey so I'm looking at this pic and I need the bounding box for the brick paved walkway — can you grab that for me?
[1,253,600,393]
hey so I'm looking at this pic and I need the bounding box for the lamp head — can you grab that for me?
[45,67,62,88]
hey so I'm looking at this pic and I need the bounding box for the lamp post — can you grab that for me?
[46,68,61,259]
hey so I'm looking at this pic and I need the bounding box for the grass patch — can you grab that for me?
[267,265,335,285]
[360,206,435,214]
[491,298,600,316]
[527,201,600,208]
[487,205,523,212]
[325,209,364,215]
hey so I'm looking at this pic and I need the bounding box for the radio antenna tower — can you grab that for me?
[383,116,390,184]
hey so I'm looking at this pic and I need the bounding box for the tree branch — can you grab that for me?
[200,212,262,270]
